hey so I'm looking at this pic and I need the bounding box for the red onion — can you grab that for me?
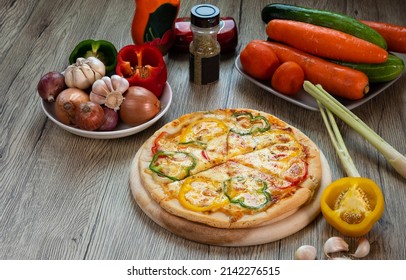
[98,107,119,131]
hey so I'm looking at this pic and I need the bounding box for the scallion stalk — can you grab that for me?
[317,101,360,177]
[303,81,406,179]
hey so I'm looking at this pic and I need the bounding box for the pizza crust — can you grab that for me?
[152,187,311,229]
[138,109,322,229]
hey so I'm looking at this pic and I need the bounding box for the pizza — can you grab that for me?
[138,108,322,229]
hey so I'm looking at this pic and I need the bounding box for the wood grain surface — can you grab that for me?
[0,0,405,260]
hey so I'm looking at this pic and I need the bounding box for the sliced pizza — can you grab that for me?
[138,109,322,229]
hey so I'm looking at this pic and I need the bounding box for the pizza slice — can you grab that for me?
[226,110,297,159]
[157,163,233,228]
[177,117,228,171]
[223,161,313,228]
[145,112,229,178]
[227,111,271,157]
[229,127,321,193]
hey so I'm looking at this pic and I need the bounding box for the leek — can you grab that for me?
[303,81,406,179]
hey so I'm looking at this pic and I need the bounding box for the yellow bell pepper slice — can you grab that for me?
[320,177,385,237]
[178,177,229,212]
[179,118,228,145]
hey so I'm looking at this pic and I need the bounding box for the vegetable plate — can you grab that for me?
[235,55,404,111]
[41,82,172,139]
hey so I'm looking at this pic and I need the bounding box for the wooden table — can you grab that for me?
[1,0,405,260]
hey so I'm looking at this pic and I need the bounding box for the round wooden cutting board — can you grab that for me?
[129,149,332,246]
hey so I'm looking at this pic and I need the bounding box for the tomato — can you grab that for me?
[240,41,280,80]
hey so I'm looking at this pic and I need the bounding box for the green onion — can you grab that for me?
[303,81,406,179]
[317,101,360,177]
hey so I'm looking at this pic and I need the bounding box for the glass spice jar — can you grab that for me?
[189,4,221,85]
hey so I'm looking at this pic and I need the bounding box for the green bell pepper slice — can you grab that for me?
[230,112,271,135]
[224,176,271,210]
[149,151,196,181]
[69,39,118,73]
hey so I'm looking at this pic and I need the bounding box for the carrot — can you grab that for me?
[360,20,406,53]
[239,40,280,80]
[252,40,369,100]
[271,61,304,95]
[266,19,388,64]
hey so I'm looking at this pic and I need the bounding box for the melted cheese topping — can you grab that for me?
[225,176,270,209]
[178,177,228,212]
[179,118,228,143]
[147,110,315,221]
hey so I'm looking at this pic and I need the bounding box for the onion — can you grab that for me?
[119,86,161,126]
[54,88,89,125]
[75,101,105,131]
[37,71,67,102]
[98,107,119,131]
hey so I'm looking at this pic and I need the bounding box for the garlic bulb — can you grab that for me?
[64,57,105,89]
[323,236,349,258]
[294,245,317,260]
[90,75,129,110]
[350,237,370,258]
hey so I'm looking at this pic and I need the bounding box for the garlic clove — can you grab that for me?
[68,67,86,89]
[64,68,74,88]
[94,71,103,82]
[111,74,129,93]
[89,91,107,105]
[294,245,317,260]
[78,66,95,89]
[323,236,349,258]
[91,78,110,97]
[101,76,113,92]
[75,57,86,66]
[350,237,370,258]
[86,56,106,76]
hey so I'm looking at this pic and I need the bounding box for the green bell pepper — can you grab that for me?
[69,39,118,73]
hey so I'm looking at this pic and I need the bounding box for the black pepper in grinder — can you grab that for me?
[189,4,221,85]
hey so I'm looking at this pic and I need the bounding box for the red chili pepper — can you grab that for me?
[115,44,167,98]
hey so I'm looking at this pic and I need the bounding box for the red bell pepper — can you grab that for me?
[115,44,167,98]
[151,131,168,154]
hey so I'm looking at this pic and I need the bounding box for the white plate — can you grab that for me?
[41,82,172,139]
[235,55,402,111]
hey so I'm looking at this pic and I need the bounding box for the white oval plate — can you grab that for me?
[41,82,173,139]
[235,55,403,111]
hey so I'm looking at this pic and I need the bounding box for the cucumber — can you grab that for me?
[332,54,405,83]
[261,3,387,49]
